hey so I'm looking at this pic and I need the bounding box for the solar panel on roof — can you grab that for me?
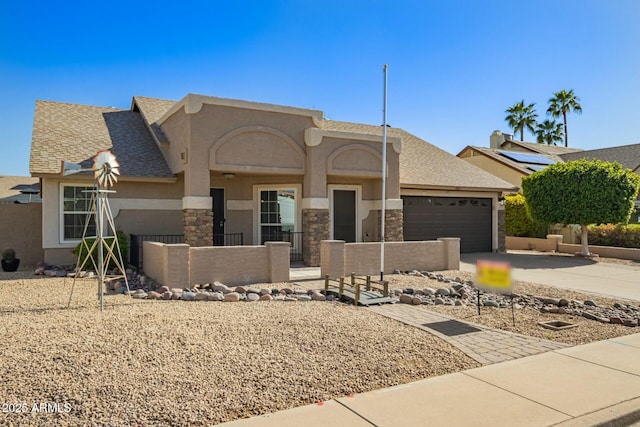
[527,165,547,172]
[498,151,556,165]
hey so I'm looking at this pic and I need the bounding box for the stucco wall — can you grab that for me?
[321,239,460,278]
[143,241,290,287]
[0,203,43,267]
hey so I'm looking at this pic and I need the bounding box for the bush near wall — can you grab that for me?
[72,231,128,270]
[505,194,547,238]
[587,224,640,249]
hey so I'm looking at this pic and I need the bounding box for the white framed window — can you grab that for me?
[253,184,301,246]
[60,184,96,242]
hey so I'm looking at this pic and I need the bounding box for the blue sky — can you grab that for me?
[1,0,639,176]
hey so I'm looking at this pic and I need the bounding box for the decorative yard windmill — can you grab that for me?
[62,150,130,311]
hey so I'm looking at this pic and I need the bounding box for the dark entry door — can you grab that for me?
[333,190,356,242]
[210,188,225,245]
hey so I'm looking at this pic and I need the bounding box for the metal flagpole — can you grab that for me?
[380,64,388,281]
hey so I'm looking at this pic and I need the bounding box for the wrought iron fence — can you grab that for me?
[263,231,304,262]
[130,234,184,271]
[214,232,243,246]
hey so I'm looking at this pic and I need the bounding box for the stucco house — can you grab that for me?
[30,94,515,267]
[457,130,582,189]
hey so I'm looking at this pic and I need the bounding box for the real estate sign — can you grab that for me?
[476,260,512,294]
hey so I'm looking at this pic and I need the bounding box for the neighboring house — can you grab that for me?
[559,143,640,222]
[0,176,41,204]
[457,130,582,189]
[0,176,43,266]
[30,94,516,266]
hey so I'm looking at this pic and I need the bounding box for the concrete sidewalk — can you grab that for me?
[461,251,640,302]
[218,333,640,427]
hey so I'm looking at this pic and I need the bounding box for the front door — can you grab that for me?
[333,189,356,242]
[210,188,225,245]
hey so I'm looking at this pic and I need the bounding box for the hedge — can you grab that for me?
[587,224,640,249]
[72,230,128,270]
[505,194,547,238]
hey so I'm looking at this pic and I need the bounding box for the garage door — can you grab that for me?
[402,196,492,253]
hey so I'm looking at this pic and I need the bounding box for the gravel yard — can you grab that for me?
[386,270,640,346]
[0,272,477,426]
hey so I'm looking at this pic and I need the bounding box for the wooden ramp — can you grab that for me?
[324,274,393,306]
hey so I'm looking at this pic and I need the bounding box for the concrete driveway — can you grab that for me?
[460,251,640,302]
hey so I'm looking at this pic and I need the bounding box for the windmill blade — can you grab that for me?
[93,150,120,188]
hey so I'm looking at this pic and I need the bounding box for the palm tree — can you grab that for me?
[504,100,538,141]
[547,89,582,147]
[535,120,564,145]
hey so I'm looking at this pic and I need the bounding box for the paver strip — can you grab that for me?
[368,304,569,365]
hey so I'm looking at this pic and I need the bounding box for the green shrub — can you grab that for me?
[505,194,547,238]
[73,231,128,270]
[587,224,640,248]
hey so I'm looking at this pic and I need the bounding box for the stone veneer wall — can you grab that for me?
[378,209,403,241]
[184,209,213,247]
[303,209,330,266]
[497,209,506,253]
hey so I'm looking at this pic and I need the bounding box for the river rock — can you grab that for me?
[311,292,326,301]
[157,285,170,294]
[454,300,464,306]
[162,291,172,300]
[147,291,161,300]
[181,292,196,301]
[212,282,229,292]
[171,291,182,300]
[284,296,297,302]
[434,297,445,305]
[260,288,271,295]
[224,292,240,302]
[423,288,436,296]
[132,292,147,299]
[411,296,422,305]
[194,292,209,301]
[246,293,260,302]
[282,288,293,295]
[399,294,413,304]
[584,300,598,307]
[297,295,312,302]
[259,294,273,301]
[436,288,450,296]
[483,300,499,308]
[208,292,224,301]
[234,286,247,294]
[273,295,285,301]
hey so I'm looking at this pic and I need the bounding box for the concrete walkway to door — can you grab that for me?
[460,251,640,302]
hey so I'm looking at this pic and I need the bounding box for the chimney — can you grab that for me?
[490,130,505,149]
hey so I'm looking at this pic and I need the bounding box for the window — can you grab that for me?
[259,188,295,244]
[62,185,96,240]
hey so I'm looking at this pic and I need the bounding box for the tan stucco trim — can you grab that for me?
[362,199,403,211]
[301,198,329,209]
[401,184,518,193]
[33,173,178,184]
[182,196,212,210]
[227,200,253,210]
[327,144,384,177]
[305,128,402,153]
[110,198,181,218]
[158,94,324,127]
[210,126,306,174]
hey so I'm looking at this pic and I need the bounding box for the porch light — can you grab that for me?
[222,173,235,180]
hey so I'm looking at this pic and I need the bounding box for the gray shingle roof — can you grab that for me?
[322,121,517,191]
[30,100,174,179]
[558,143,640,172]
[132,96,176,143]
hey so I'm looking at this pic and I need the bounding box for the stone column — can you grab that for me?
[183,196,213,247]
[378,209,404,241]
[303,209,330,266]
[497,209,506,253]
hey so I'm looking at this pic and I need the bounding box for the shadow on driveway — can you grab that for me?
[461,251,597,270]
